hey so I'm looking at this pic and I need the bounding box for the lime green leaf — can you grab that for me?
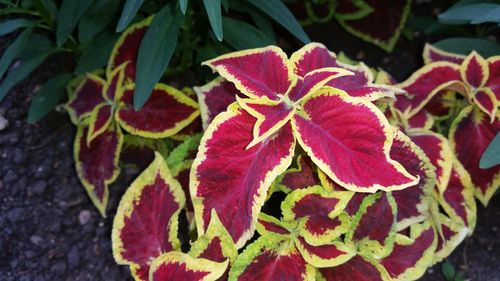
[480,132,500,169]
[433,38,500,58]
[0,25,33,78]
[438,4,500,24]
[248,0,310,44]
[78,0,121,42]
[56,0,92,46]
[222,17,275,50]
[0,52,50,102]
[442,261,456,280]
[203,0,223,41]
[116,0,144,32]
[75,31,119,75]
[0,19,33,36]
[133,4,183,110]
[167,133,202,173]
[28,73,72,123]
[180,0,188,14]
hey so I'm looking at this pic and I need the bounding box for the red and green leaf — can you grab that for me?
[104,62,127,102]
[112,152,185,279]
[335,0,412,52]
[190,104,295,248]
[194,77,241,130]
[202,46,294,100]
[87,103,113,143]
[281,186,352,245]
[116,83,200,138]
[390,130,435,231]
[449,105,500,206]
[149,252,229,281]
[379,220,437,281]
[273,155,319,193]
[335,0,373,20]
[486,56,500,101]
[256,213,293,237]
[120,135,168,171]
[347,192,397,259]
[74,124,122,217]
[107,17,151,81]
[290,43,397,100]
[317,255,392,281]
[422,43,465,65]
[292,88,418,192]
[406,110,434,130]
[460,51,488,89]
[438,160,477,230]
[294,235,355,268]
[395,62,466,117]
[407,129,453,194]
[228,234,316,281]
[432,213,468,264]
[472,88,498,121]
[66,74,106,124]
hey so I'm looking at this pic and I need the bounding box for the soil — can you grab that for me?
[1,1,499,280]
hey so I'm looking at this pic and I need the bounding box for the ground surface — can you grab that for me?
[1,1,499,280]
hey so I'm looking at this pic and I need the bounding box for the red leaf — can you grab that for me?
[66,74,106,124]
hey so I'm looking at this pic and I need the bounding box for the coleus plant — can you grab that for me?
[110,42,484,281]
[393,44,500,206]
[65,18,200,216]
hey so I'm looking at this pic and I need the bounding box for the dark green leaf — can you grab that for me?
[0,19,33,36]
[18,33,53,60]
[221,0,228,12]
[222,17,274,50]
[33,0,57,26]
[442,262,456,280]
[433,38,500,57]
[134,4,183,110]
[56,0,93,46]
[78,0,121,42]
[0,52,50,102]
[248,6,275,41]
[438,4,500,24]
[471,6,500,24]
[28,73,72,123]
[480,132,500,169]
[180,0,188,14]
[116,0,144,32]
[74,31,119,75]
[455,273,466,281]
[0,26,33,78]
[248,0,310,44]
[203,0,223,41]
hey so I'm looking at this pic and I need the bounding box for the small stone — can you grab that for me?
[34,276,45,281]
[78,210,91,225]
[0,114,8,131]
[67,246,80,268]
[30,235,43,246]
[3,170,17,184]
[34,166,49,179]
[32,180,47,195]
[12,148,26,164]
[50,261,67,276]
[7,207,24,223]
[24,250,36,258]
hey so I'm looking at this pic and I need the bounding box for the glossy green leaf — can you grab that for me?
[0,52,50,102]
[75,31,120,75]
[18,33,53,60]
[180,0,188,14]
[480,132,500,169]
[0,25,33,78]
[248,0,310,44]
[56,0,92,46]
[222,17,275,50]
[203,0,223,41]
[442,261,456,280]
[78,0,121,42]
[438,4,500,24]
[0,19,33,36]
[433,38,500,58]
[116,0,144,32]
[28,73,72,123]
[134,4,183,110]
[248,6,275,41]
